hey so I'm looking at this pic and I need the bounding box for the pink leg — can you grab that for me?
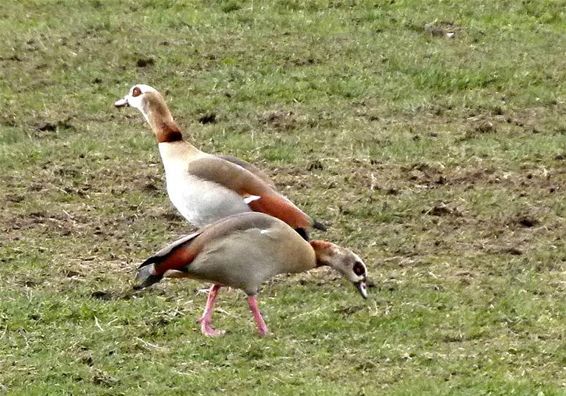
[198,284,224,337]
[247,295,269,337]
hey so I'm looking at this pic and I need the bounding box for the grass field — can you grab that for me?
[1,0,565,394]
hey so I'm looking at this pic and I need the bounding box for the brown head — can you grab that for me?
[114,84,183,143]
[310,240,369,299]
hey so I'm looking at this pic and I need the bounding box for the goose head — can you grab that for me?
[311,240,369,299]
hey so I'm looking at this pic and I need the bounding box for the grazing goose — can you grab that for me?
[115,84,325,240]
[134,212,368,337]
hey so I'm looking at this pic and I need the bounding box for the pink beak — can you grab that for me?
[114,97,129,107]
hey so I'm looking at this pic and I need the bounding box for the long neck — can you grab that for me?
[147,109,183,143]
[141,94,184,143]
[310,240,334,268]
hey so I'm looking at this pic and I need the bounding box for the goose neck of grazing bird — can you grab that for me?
[310,240,336,268]
[143,93,184,144]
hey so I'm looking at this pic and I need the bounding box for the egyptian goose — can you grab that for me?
[134,212,369,337]
[115,84,325,239]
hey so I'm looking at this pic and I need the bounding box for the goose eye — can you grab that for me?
[353,261,365,276]
[132,87,142,97]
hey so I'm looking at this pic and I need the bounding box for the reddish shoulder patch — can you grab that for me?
[155,244,200,275]
[247,193,311,230]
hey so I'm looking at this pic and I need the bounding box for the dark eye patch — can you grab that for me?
[353,261,365,276]
[132,87,142,97]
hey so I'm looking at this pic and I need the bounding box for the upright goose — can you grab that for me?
[134,212,369,337]
[115,84,325,239]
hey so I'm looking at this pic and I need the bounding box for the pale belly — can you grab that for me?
[166,172,251,227]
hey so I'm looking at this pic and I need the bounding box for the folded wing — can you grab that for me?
[187,156,315,234]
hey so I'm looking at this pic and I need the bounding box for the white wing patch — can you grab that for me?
[257,227,279,240]
[243,195,262,204]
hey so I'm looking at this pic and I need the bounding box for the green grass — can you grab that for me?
[1,0,565,394]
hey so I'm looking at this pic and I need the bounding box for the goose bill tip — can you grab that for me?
[114,98,129,107]
[355,281,368,299]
